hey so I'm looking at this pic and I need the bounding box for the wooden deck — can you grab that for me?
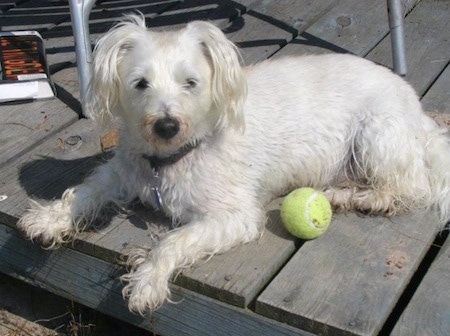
[1,0,449,335]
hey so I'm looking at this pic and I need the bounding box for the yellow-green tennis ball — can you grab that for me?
[280,188,332,240]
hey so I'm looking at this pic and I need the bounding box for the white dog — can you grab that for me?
[18,14,450,314]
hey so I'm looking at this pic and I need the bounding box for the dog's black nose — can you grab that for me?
[153,117,180,139]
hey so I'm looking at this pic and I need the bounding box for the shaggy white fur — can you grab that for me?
[18,14,450,314]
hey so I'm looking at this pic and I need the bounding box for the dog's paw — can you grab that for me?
[17,199,75,248]
[121,250,172,313]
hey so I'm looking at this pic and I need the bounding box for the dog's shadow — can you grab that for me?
[18,154,171,234]
[19,154,106,201]
[17,154,293,250]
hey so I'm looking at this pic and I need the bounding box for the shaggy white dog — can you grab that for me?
[18,15,450,314]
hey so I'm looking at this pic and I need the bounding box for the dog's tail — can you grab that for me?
[425,126,450,228]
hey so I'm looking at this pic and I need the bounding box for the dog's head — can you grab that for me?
[87,14,246,155]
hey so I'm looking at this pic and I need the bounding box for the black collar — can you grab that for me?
[142,142,199,172]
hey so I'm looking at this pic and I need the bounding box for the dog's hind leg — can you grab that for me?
[323,96,438,217]
[324,184,414,216]
[325,124,450,225]
[324,79,450,225]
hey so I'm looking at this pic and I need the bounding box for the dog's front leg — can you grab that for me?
[122,208,263,313]
[18,156,131,248]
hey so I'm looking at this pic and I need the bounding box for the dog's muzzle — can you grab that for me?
[153,117,180,139]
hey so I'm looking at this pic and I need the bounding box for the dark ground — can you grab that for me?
[0,273,151,336]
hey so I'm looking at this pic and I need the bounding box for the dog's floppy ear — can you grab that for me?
[186,21,247,132]
[86,14,147,125]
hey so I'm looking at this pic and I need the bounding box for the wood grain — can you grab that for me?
[422,64,450,114]
[255,211,441,336]
[175,210,297,307]
[367,0,450,96]
[0,99,78,169]
[229,0,335,64]
[0,0,71,31]
[391,237,450,336]
[274,0,418,57]
[148,0,237,31]
[0,223,312,336]
[0,119,106,225]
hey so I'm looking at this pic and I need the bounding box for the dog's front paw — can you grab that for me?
[17,199,75,248]
[121,250,172,314]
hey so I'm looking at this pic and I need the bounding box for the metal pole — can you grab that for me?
[68,0,96,117]
[387,0,407,75]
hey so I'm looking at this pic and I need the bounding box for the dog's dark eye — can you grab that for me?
[135,78,149,90]
[185,78,198,89]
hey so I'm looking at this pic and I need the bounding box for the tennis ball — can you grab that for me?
[280,188,332,240]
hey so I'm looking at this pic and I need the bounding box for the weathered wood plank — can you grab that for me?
[0,117,161,264]
[237,0,335,34]
[255,211,441,336]
[228,0,335,64]
[367,0,450,97]
[147,0,241,31]
[0,118,106,225]
[422,63,450,114]
[174,209,296,307]
[46,0,180,37]
[0,0,71,30]
[0,0,18,13]
[78,204,172,264]
[391,236,450,336]
[96,0,180,23]
[274,0,418,57]
[80,200,296,308]
[229,12,293,65]
[0,99,78,168]
[0,223,312,336]
[137,0,335,66]
[50,66,82,104]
